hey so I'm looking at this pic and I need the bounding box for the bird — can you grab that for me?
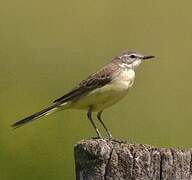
[12,50,155,138]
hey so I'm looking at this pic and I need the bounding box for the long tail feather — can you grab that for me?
[12,104,59,129]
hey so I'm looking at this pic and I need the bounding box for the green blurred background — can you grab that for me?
[1,0,192,179]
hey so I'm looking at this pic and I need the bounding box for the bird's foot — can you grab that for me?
[109,138,127,144]
[91,136,103,140]
[91,136,126,143]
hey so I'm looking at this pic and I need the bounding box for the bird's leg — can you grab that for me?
[97,111,113,139]
[87,107,102,138]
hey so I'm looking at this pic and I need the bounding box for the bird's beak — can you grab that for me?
[142,55,155,61]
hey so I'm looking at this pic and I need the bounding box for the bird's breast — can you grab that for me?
[112,68,135,90]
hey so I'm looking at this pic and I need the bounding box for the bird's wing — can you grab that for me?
[53,62,120,104]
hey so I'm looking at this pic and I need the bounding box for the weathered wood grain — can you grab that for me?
[74,139,192,180]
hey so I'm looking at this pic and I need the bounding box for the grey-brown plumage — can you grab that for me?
[12,51,155,138]
[53,60,121,104]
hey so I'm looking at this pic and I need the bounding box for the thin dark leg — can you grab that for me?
[97,111,113,139]
[87,107,102,138]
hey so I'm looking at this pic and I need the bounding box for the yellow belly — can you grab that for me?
[70,88,128,111]
[69,69,135,111]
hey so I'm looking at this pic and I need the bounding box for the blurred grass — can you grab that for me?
[1,0,192,179]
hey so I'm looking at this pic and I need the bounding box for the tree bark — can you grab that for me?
[74,139,192,180]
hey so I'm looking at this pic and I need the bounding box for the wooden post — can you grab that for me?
[74,139,192,180]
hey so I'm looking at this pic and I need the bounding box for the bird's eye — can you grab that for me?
[129,54,136,58]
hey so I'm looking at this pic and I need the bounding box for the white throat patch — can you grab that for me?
[132,59,142,68]
[127,69,135,80]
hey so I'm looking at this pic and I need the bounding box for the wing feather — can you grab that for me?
[53,62,120,104]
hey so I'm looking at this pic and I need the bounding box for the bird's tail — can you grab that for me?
[12,103,60,129]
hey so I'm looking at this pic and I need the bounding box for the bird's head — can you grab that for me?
[118,51,155,69]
